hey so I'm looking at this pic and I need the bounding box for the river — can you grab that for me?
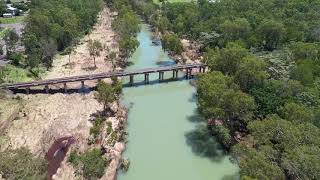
[118,24,238,180]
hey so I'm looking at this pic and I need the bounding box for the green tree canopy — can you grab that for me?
[161,33,184,55]
[197,71,256,127]
[204,43,248,75]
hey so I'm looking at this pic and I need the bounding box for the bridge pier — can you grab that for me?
[64,83,67,93]
[129,75,134,86]
[81,81,85,89]
[144,73,149,84]
[172,70,178,79]
[45,85,49,94]
[159,71,164,81]
[185,68,191,79]
[26,87,30,94]
[185,68,189,79]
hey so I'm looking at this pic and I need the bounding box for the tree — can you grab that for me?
[249,80,304,117]
[0,1,6,16]
[234,56,267,92]
[41,39,57,69]
[290,60,320,86]
[281,145,320,179]
[203,43,248,76]
[88,39,103,68]
[69,149,106,179]
[119,36,139,62]
[95,81,116,113]
[4,30,19,57]
[279,102,315,124]
[197,71,256,128]
[219,18,251,45]
[232,144,285,180]
[112,10,140,37]
[95,78,122,114]
[161,33,184,55]
[257,20,286,50]
[106,51,117,70]
[9,52,24,66]
[153,16,171,33]
[23,0,103,69]
[248,116,320,151]
[289,42,320,62]
[65,46,74,65]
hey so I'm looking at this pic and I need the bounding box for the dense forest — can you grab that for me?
[128,0,320,179]
[23,0,103,72]
[0,0,103,83]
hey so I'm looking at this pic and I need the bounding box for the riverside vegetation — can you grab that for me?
[111,0,320,179]
[1,0,320,179]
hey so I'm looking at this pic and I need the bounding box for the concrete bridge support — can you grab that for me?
[130,75,134,86]
[45,85,49,94]
[159,71,164,81]
[26,87,30,94]
[81,81,85,89]
[172,70,178,79]
[185,68,193,79]
[144,73,149,84]
[64,83,67,93]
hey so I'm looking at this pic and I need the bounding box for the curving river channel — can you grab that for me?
[118,24,239,180]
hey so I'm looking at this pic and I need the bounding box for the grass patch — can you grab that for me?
[0,64,34,83]
[0,97,21,123]
[69,149,107,179]
[0,16,25,24]
[154,0,193,4]
[0,28,10,38]
[0,148,48,180]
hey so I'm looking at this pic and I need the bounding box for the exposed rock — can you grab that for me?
[101,142,125,180]
[52,159,77,180]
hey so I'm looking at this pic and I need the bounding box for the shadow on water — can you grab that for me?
[122,76,188,88]
[156,60,176,66]
[185,124,226,162]
[185,110,226,162]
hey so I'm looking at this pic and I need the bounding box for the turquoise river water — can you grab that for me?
[118,24,239,180]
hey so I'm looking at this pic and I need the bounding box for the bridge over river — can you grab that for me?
[0,64,206,94]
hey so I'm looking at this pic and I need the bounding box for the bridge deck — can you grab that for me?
[0,64,204,89]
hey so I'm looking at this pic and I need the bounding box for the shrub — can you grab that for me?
[9,52,24,66]
[89,117,104,139]
[69,149,107,179]
[161,33,183,54]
